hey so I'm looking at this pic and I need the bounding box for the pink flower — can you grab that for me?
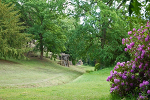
[112,84,114,87]
[120,63,124,67]
[121,82,124,86]
[110,70,113,75]
[117,62,120,66]
[128,31,132,35]
[131,75,134,79]
[130,83,133,86]
[139,96,145,99]
[118,73,122,77]
[130,42,134,47]
[145,35,149,42]
[127,61,130,63]
[114,66,119,70]
[114,79,120,83]
[124,48,127,52]
[135,52,138,56]
[126,44,131,49]
[139,83,144,87]
[122,75,127,79]
[135,58,137,61]
[107,76,112,81]
[130,69,134,73]
[133,28,136,31]
[114,86,119,90]
[137,36,141,40]
[110,88,114,93]
[132,64,136,69]
[129,36,132,39]
[147,90,150,94]
[146,25,150,27]
[114,71,117,74]
[143,29,147,32]
[134,33,136,36]
[144,81,149,85]
[124,71,127,74]
[145,63,148,67]
[141,50,145,57]
[138,29,141,31]
[122,38,125,44]
[126,38,129,42]
[139,64,142,69]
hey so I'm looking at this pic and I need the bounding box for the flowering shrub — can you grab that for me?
[107,21,150,99]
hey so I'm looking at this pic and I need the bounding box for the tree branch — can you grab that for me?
[109,0,113,7]
[117,1,124,10]
[107,0,125,25]
[106,0,113,6]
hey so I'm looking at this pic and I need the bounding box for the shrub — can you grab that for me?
[107,21,150,99]
[94,63,100,71]
[84,63,88,66]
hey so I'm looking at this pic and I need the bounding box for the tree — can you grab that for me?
[67,0,131,67]
[126,0,149,17]
[60,17,78,64]
[20,0,67,59]
[0,0,31,59]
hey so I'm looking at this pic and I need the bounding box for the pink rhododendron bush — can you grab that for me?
[107,21,150,100]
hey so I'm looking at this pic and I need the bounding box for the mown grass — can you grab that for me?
[0,57,86,88]
[0,57,127,100]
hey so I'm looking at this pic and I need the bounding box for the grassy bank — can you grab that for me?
[0,57,86,88]
[0,57,122,100]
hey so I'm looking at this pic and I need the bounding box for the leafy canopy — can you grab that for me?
[20,0,67,59]
[0,0,31,59]
[67,0,131,66]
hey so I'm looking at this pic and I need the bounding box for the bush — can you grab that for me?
[107,21,150,99]
[94,63,100,71]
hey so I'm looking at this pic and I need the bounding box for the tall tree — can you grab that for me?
[0,0,31,59]
[20,0,67,59]
[67,0,131,67]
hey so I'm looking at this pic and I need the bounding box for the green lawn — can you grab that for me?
[0,57,122,100]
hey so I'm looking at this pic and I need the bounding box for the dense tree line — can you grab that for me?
[66,0,149,67]
[0,0,149,68]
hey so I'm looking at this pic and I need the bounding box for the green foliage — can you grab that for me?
[67,0,131,67]
[128,0,149,16]
[19,0,67,59]
[94,63,100,71]
[112,0,149,17]
[0,0,31,59]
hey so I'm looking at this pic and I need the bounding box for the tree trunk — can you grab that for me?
[101,23,106,49]
[39,33,43,59]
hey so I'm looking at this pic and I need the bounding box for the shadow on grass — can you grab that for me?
[0,59,20,64]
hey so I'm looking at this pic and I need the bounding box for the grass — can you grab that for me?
[0,57,125,100]
[0,57,85,88]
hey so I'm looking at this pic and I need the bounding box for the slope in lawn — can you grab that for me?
[0,58,124,100]
[0,67,114,100]
[0,58,85,88]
